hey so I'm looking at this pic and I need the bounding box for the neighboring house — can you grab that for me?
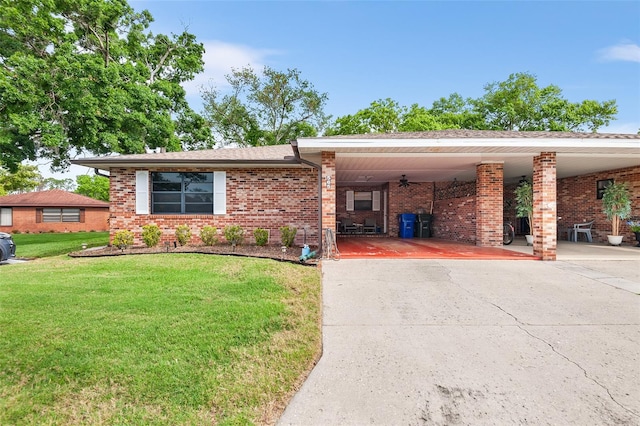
[72,130,640,261]
[0,190,110,233]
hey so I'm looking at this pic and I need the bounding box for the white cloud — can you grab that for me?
[597,42,640,63]
[181,40,281,96]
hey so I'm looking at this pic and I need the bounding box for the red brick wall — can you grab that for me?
[557,165,640,243]
[476,162,504,247]
[0,207,109,233]
[110,167,319,247]
[432,182,476,244]
[388,182,434,236]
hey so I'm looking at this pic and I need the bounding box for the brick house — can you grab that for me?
[0,190,110,233]
[73,130,640,260]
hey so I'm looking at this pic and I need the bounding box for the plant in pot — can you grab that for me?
[514,179,534,245]
[601,182,631,246]
[626,219,640,247]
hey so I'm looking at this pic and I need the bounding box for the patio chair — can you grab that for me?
[567,220,594,242]
[341,218,358,234]
[363,218,377,234]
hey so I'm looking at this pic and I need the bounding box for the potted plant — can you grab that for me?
[514,179,534,245]
[601,182,631,246]
[626,219,640,247]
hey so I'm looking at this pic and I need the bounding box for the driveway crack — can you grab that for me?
[484,297,640,419]
[442,268,640,420]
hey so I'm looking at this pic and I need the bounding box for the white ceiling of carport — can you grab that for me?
[334,153,640,185]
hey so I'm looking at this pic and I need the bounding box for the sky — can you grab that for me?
[45,0,640,179]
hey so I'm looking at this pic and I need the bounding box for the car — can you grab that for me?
[0,232,16,262]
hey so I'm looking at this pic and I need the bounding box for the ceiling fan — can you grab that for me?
[398,174,419,188]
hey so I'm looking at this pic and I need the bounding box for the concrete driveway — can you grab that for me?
[279,259,640,425]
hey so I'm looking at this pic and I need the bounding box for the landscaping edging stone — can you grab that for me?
[68,245,320,266]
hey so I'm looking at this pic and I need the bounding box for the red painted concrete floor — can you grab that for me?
[337,237,540,260]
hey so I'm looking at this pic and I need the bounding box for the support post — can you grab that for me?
[533,152,557,260]
[321,151,336,238]
[476,161,504,247]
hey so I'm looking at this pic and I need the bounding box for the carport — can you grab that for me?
[294,130,640,261]
[335,236,640,261]
[337,237,539,259]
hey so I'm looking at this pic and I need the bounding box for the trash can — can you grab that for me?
[415,214,433,238]
[398,213,416,238]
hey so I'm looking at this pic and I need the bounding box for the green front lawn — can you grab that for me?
[11,231,109,258]
[0,254,321,425]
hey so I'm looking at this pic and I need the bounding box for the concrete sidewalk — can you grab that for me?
[505,238,640,261]
[278,259,640,425]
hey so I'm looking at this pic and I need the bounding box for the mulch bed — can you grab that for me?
[69,244,321,266]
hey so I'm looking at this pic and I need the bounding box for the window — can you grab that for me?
[354,191,373,211]
[0,207,12,226]
[346,190,381,211]
[41,208,81,222]
[152,172,214,214]
[597,179,613,200]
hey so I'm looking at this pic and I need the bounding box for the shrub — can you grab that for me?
[112,230,134,249]
[142,224,162,248]
[11,230,20,234]
[224,225,244,246]
[280,225,297,248]
[200,225,218,246]
[253,228,269,246]
[175,225,192,246]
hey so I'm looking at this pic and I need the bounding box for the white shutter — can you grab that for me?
[372,191,381,211]
[213,171,226,215]
[346,190,354,211]
[135,171,149,214]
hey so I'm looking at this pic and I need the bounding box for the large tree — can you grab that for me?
[0,164,41,195]
[325,98,452,135]
[473,72,617,132]
[76,174,109,201]
[202,66,329,147]
[0,0,210,171]
[39,177,76,191]
[326,73,617,135]
[429,93,486,129]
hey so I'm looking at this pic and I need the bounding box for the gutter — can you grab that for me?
[290,140,323,252]
[94,168,110,178]
[72,158,302,168]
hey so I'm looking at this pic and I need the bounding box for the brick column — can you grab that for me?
[533,152,557,260]
[476,161,504,247]
[321,151,336,238]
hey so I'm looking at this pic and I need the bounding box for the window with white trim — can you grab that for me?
[0,207,12,226]
[151,172,214,214]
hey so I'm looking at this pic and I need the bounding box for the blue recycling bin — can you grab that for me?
[398,213,416,238]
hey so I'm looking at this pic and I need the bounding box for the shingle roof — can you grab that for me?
[320,130,640,140]
[0,190,109,208]
[82,144,295,162]
[71,131,640,170]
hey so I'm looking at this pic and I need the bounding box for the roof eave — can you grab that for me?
[296,137,640,151]
[71,157,305,170]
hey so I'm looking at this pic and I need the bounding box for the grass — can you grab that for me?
[0,254,322,425]
[11,232,109,258]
